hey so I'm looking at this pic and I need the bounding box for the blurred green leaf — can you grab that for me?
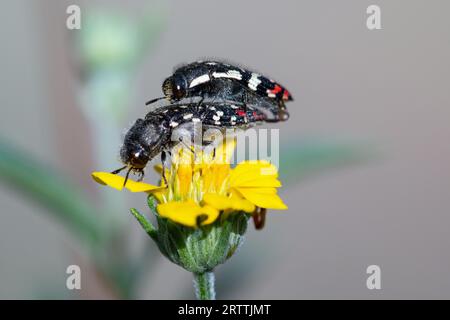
[280,139,370,184]
[0,139,104,246]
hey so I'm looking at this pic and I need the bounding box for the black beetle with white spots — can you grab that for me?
[146,60,293,122]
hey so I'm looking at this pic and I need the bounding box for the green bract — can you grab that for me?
[132,196,248,274]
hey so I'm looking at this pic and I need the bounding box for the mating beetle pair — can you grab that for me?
[114,60,293,185]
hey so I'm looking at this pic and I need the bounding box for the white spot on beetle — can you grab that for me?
[216,111,224,116]
[212,115,220,121]
[212,70,242,81]
[212,72,227,78]
[183,113,193,120]
[170,121,179,127]
[248,73,261,91]
[228,70,243,80]
[189,74,210,88]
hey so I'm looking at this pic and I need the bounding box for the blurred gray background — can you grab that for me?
[1,0,449,299]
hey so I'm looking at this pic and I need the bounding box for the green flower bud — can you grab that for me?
[154,213,248,273]
[131,196,248,274]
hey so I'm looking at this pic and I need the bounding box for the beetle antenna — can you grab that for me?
[145,97,165,106]
[111,165,127,174]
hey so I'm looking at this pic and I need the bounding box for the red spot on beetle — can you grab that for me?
[283,89,292,101]
[268,85,282,95]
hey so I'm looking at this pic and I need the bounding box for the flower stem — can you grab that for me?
[193,272,216,300]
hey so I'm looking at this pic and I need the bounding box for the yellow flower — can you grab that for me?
[92,139,287,227]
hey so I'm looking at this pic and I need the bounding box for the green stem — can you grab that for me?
[193,272,216,300]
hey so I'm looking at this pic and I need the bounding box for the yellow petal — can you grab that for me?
[91,172,164,193]
[175,164,193,197]
[233,160,277,173]
[92,172,124,190]
[200,205,221,224]
[233,161,278,178]
[126,179,166,193]
[233,187,277,195]
[230,176,282,188]
[157,200,219,227]
[202,164,230,193]
[230,161,281,188]
[234,187,288,210]
[203,193,255,213]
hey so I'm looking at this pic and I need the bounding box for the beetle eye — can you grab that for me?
[173,83,186,99]
[130,151,148,168]
[164,75,186,100]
